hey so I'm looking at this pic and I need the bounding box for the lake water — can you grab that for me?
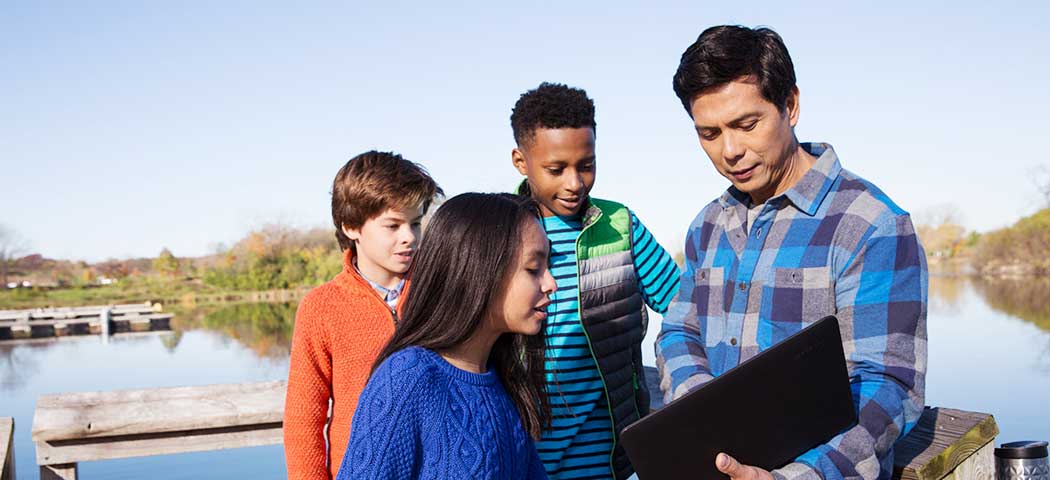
[2,277,1049,479]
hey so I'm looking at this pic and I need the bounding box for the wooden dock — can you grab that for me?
[0,303,173,341]
[1,417,13,480]
[18,367,999,480]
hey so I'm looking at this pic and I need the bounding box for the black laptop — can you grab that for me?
[621,315,856,479]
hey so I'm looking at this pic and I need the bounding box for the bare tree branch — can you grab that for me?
[1030,165,1050,209]
[0,224,29,287]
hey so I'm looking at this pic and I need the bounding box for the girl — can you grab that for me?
[336,192,556,479]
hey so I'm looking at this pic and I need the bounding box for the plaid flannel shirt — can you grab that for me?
[656,143,928,480]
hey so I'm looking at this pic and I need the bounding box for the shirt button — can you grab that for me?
[756,227,762,236]
[730,337,738,346]
[739,282,747,291]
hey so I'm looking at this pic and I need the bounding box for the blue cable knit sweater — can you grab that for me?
[336,346,549,479]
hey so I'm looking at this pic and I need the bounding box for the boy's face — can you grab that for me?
[512,127,596,217]
[342,204,424,288]
[689,79,801,205]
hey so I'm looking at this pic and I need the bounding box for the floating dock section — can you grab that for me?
[0,302,173,341]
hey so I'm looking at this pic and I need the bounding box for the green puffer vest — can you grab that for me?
[519,185,650,479]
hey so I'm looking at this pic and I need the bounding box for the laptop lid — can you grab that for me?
[622,315,856,479]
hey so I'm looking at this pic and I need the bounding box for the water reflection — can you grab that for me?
[0,301,296,394]
[971,277,1050,333]
[0,343,38,391]
[170,302,296,358]
[930,276,1050,375]
[928,274,967,314]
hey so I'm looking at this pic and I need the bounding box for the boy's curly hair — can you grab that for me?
[510,82,596,147]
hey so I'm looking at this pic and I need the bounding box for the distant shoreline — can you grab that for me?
[0,285,310,310]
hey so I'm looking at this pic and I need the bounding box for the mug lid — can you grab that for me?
[995,440,1049,459]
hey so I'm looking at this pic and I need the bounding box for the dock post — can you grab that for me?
[1,417,14,480]
[12,313,31,339]
[100,308,111,345]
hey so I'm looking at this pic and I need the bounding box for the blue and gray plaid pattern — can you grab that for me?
[656,143,928,480]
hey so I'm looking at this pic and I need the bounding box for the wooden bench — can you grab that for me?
[1,417,14,480]
[31,372,998,479]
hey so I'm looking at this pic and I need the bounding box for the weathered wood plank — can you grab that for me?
[941,441,994,480]
[33,381,286,441]
[35,422,282,465]
[1,417,14,480]
[893,407,998,480]
[39,463,77,480]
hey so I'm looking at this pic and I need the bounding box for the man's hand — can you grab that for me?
[716,453,774,480]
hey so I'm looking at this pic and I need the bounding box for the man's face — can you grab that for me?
[512,127,596,218]
[690,79,800,204]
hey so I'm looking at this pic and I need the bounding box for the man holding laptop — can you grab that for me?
[656,25,928,480]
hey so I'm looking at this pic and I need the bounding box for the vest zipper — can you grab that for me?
[574,208,621,479]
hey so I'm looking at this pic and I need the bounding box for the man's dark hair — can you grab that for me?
[673,25,796,115]
[510,82,596,147]
[372,192,550,438]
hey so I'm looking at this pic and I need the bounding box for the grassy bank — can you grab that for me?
[0,278,307,310]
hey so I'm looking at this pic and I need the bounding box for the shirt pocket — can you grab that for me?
[767,266,835,328]
[694,267,727,347]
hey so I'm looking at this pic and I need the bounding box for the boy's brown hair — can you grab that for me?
[331,150,443,251]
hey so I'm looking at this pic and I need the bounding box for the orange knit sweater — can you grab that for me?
[283,249,404,480]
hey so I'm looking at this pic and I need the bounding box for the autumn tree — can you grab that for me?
[914,204,967,258]
[153,248,180,277]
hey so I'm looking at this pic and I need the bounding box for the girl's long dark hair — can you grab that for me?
[371,192,551,438]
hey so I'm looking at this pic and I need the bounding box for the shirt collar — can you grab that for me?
[718,142,841,216]
[352,258,405,305]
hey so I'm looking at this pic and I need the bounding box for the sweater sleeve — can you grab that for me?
[283,294,334,480]
[336,350,424,479]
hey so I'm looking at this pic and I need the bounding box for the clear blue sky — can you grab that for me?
[3,1,1048,262]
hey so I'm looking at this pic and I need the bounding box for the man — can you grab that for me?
[656,25,928,480]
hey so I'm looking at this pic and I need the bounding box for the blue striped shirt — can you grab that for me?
[539,209,680,480]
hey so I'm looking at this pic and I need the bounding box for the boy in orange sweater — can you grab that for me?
[283,150,442,480]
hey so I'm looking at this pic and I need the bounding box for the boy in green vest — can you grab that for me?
[510,82,681,480]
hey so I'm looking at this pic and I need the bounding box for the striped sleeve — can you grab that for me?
[630,212,681,314]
